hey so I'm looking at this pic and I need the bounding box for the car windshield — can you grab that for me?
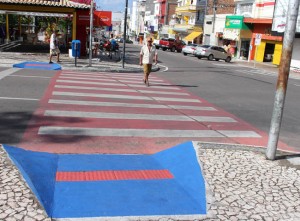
[188,44,198,47]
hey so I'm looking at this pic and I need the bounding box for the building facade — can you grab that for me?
[173,0,207,43]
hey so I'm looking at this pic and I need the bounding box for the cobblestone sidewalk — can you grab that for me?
[1,143,300,221]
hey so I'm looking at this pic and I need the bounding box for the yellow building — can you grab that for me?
[172,0,205,43]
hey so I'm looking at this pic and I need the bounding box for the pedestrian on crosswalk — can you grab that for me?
[139,37,158,87]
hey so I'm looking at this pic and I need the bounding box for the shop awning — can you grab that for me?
[184,31,202,41]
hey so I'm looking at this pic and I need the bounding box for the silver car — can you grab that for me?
[194,45,232,62]
[182,43,198,56]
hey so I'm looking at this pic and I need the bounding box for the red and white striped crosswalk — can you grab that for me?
[19,70,290,154]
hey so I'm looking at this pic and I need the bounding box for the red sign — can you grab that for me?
[77,10,112,27]
[94,11,112,27]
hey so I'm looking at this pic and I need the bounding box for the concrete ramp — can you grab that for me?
[3,141,207,219]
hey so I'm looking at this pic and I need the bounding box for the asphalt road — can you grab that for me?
[152,47,300,152]
[0,44,299,153]
[0,68,55,144]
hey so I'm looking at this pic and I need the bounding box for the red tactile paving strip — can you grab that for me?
[56,169,174,182]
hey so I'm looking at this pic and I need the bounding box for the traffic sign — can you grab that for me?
[255,34,262,45]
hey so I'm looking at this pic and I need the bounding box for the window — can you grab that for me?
[237,3,253,16]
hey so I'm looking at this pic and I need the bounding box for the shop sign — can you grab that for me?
[255,34,262,45]
[272,0,300,33]
[225,16,244,29]
[223,28,240,41]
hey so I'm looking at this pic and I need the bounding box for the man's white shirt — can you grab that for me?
[140,45,157,64]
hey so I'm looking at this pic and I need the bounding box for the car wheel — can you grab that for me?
[197,56,202,59]
[215,58,219,61]
[171,46,176,52]
[183,53,187,56]
[162,48,167,51]
[225,56,231,63]
[208,54,214,60]
[155,46,159,49]
[177,49,182,53]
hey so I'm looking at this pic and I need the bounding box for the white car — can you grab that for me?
[182,43,198,56]
[194,45,232,62]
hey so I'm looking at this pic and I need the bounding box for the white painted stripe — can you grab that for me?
[59,76,117,82]
[44,110,234,123]
[44,110,193,121]
[55,85,136,92]
[138,90,188,95]
[169,105,216,111]
[49,99,168,109]
[128,84,181,90]
[219,130,261,138]
[56,79,123,86]
[0,96,39,101]
[53,91,152,100]
[48,99,214,111]
[59,76,168,85]
[119,80,172,85]
[62,71,143,78]
[39,126,223,137]
[57,79,180,90]
[153,97,200,103]
[61,73,164,82]
[192,116,236,122]
[0,68,20,80]
[54,85,187,95]
[7,75,52,79]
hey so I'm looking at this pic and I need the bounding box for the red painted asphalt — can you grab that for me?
[18,70,296,154]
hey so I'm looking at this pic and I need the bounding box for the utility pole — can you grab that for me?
[88,0,94,67]
[211,0,217,45]
[122,0,129,68]
[266,0,300,160]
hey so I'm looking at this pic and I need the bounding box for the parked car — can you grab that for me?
[158,38,185,52]
[182,43,198,56]
[153,39,160,49]
[194,45,232,62]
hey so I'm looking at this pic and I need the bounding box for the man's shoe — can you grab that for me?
[49,61,53,64]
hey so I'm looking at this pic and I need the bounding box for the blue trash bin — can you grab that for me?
[72,40,81,58]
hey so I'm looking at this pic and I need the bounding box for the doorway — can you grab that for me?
[264,43,275,62]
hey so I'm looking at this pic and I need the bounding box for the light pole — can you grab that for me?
[88,0,94,67]
[122,0,129,68]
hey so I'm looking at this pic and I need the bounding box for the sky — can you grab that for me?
[95,0,133,12]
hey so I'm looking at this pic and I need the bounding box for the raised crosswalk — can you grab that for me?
[19,70,268,154]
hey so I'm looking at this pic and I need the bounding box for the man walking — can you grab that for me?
[139,37,158,87]
[49,29,61,64]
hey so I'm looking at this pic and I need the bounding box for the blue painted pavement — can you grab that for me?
[13,61,61,70]
[3,141,206,219]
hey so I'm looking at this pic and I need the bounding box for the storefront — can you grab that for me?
[223,15,252,59]
[245,18,283,65]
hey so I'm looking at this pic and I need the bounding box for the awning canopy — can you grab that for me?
[184,31,202,41]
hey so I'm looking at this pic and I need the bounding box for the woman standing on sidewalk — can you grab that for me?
[139,37,158,87]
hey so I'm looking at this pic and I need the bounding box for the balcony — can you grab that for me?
[172,24,194,32]
[175,5,201,13]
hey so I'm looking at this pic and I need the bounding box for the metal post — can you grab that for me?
[122,0,129,68]
[266,0,300,160]
[75,43,77,67]
[88,0,94,67]
[211,0,217,45]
